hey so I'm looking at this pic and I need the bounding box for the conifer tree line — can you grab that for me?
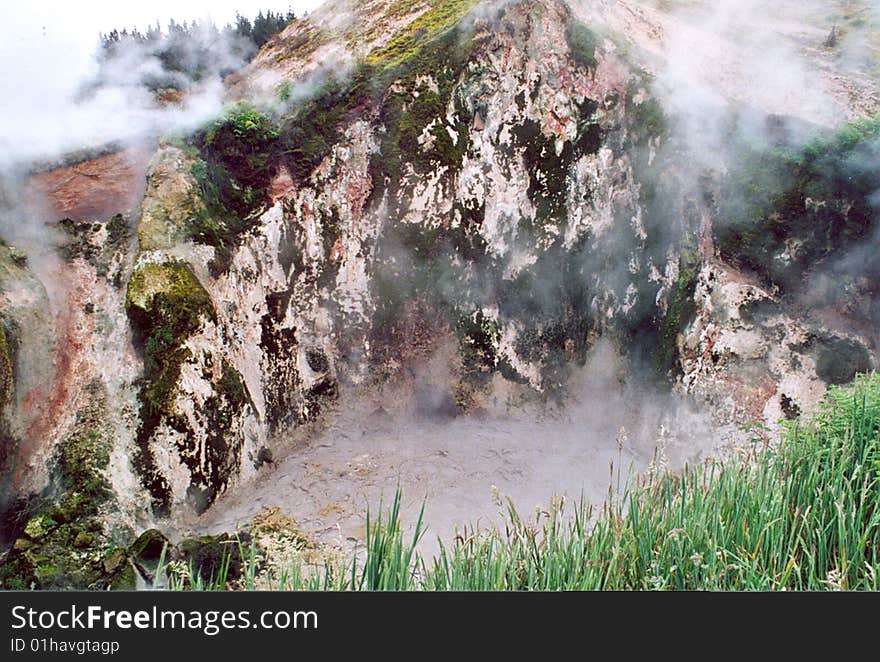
[97,8,298,84]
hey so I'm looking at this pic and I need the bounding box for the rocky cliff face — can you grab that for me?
[118,0,680,522]
[1,0,877,588]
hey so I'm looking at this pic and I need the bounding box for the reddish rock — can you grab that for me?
[270,165,296,201]
[27,147,151,221]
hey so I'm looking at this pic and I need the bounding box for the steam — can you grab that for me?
[195,339,729,554]
[608,2,880,374]
[0,28,248,170]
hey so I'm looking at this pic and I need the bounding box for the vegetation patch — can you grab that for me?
[510,101,602,235]
[58,214,131,285]
[456,310,500,384]
[189,103,281,272]
[367,25,477,206]
[0,382,127,590]
[279,74,355,183]
[0,320,13,409]
[511,119,574,229]
[565,20,600,72]
[626,78,667,142]
[366,0,480,69]
[716,115,880,292]
[655,237,700,378]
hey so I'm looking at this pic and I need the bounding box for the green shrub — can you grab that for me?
[197,102,280,221]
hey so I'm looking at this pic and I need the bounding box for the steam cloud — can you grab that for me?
[0,26,250,170]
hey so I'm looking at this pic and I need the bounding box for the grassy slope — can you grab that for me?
[168,372,880,591]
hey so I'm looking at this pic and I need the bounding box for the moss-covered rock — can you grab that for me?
[194,102,280,222]
[23,513,56,539]
[365,0,479,69]
[716,115,880,292]
[138,147,208,251]
[456,310,501,384]
[58,215,132,286]
[126,260,215,516]
[102,547,128,574]
[107,562,137,591]
[177,533,249,585]
[656,240,701,378]
[129,528,169,563]
[0,321,13,409]
[565,19,599,72]
[0,381,120,589]
[126,528,170,584]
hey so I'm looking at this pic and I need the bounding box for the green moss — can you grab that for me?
[198,102,280,216]
[273,1,481,207]
[106,213,130,247]
[366,0,479,68]
[24,513,56,539]
[0,322,14,409]
[276,0,480,206]
[565,20,600,71]
[384,0,428,20]
[0,381,118,589]
[456,311,500,384]
[1,571,26,590]
[186,103,282,273]
[126,261,215,516]
[276,80,293,103]
[511,119,573,228]
[717,114,880,291]
[102,547,128,574]
[509,98,603,233]
[279,73,355,183]
[127,261,213,375]
[108,563,137,590]
[137,149,207,252]
[370,24,476,203]
[626,79,667,140]
[128,529,168,563]
[656,239,701,378]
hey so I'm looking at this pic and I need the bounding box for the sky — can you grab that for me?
[3,1,324,81]
[5,1,325,48]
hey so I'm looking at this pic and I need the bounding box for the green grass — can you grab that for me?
[159,373,880,591]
